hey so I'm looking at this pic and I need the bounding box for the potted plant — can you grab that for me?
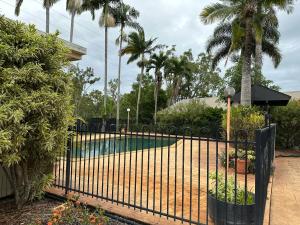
[208,173,255,225]
[236,149,255,174]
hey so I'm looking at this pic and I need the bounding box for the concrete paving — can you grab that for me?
[270,157,300,225]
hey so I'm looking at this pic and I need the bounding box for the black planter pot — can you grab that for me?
[208,193,255,225]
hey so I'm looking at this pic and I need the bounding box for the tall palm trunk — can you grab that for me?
[70,11,75,43]
[255,1,263,74]
[241,16,253,106]
[136,54,144,125]
[116,25,124,129]
[45,2,50,33]
[104,25,108,116]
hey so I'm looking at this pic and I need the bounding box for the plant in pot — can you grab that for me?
[208,173,255,225]
[219,149,256,174]
[236,149,255,174]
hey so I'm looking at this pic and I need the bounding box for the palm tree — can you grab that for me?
[201,0,264,105]
[67,0,82,42]
[81,0,120,117]
[121,30,159,125]
[15,0,60,33]
[111,2,141,129]
[164,52,194,106]
[254,0,294,74]
[206,21,281,70]
[146,51,169,124]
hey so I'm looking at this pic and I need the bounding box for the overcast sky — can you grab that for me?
[1,0,299,93]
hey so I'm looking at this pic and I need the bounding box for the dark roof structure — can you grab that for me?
[232,85,291,106]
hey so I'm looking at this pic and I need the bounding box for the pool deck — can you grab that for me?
[52,138,255,224]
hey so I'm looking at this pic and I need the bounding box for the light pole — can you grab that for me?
[224,87,235,172]
[127,108,130,132]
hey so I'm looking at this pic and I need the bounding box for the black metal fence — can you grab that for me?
[53,124,276,225]
[255,124,276,225]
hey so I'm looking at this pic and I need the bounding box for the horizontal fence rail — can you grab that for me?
[53,124,275,225]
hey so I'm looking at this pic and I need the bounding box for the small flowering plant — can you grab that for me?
[32,195,108,225]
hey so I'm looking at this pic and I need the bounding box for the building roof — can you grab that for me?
[37,30,87,61]
[232,85,291,106]
[173,97,227,109]
[284,91,300,101]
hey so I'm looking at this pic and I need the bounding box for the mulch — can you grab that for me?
[0,197,130,225]
[0,197,60,225]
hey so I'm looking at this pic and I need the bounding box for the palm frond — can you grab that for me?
[262,39,282,68]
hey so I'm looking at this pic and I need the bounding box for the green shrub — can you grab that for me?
[0,17,73,208]
[157,99,224,136]
[209,173,254,205]
[222,106,265,141]
[272,100,300,149]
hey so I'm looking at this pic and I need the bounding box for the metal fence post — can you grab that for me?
[65,133,72,196]
[255,128,262,225]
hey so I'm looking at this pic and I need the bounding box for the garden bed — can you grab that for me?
[0,197,133,225]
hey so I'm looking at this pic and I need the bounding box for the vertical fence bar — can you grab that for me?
[117,128,121,204]
[128,131,133,207]
[153,129,157,214]
[255,129,262,225]
[106,130,112,200]
[140,128,145,211]
[189,132,192,224]
[146,130,151,213]
[181,132,185,223]
[234,134,238,225]
[206,136,209,224]
[167,130,171,219]
[96,128,101,197]
[174,131,178,221]
[74,126,79,191]
[160,129,164,217]
[87,130,92,194]
[225,132,228,224]
[112,128,116,201]
[65,134,72,196]
[122,129,127,205]
[134,133,138,209]
[83,127,87,195]
[197,136,201,225]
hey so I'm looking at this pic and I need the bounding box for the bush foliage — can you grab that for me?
[0,17,73,207]
[157,99,224,136]
[222,106,265,141]
[272,100,300,149]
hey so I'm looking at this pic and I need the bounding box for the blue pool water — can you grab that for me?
[72,136,176,158]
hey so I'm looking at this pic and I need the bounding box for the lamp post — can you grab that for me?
[224,87,235,172]
[127,108,130,132]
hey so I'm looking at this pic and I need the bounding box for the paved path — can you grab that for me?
[270,157,300,225]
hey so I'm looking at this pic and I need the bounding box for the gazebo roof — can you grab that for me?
[232,84,291,106]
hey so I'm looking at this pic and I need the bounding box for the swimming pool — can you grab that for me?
[72,136,177,158]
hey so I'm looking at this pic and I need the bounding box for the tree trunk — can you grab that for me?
[172,77,181,105]
[69,11,75,43]
[45,2,50,33]
[241,16,253,106]
[255,1,263,74]
[116,26,123,130]
[136,54,144,126]
[154,72,159,125]
[104,25,108,117]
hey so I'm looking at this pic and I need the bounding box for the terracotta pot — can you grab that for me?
[236,159,250,174]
